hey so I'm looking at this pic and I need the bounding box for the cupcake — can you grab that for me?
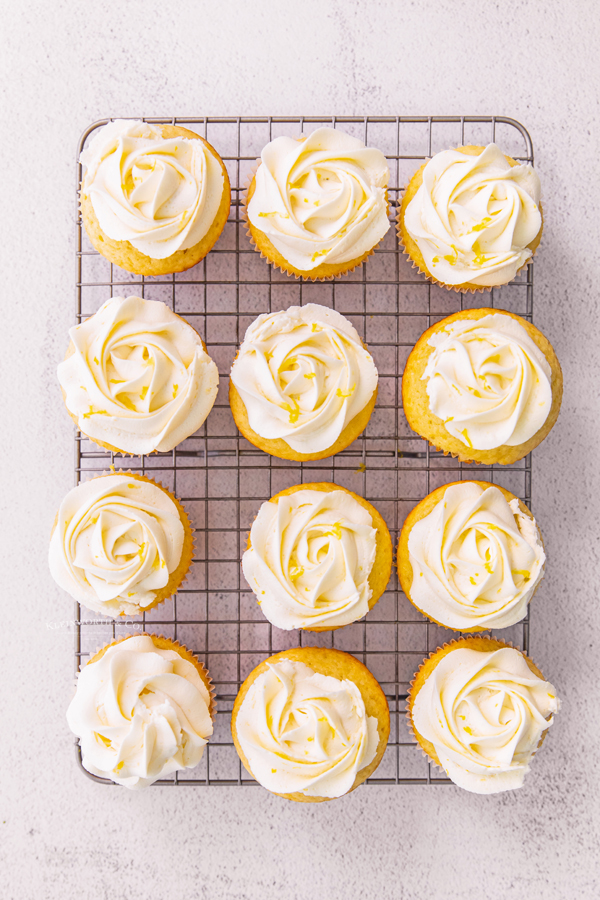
[245,127,390,280]
[67,634,214,788]
[49,473,193,618]
[242,482,392,631]
[398,143,543,291]
[231,647,389,802]
[58,296,219,456]
[229,304,378,460]
[398,481,545,631]
[402,308,562,465]
[407,637,560,793]
[80,119,231,275]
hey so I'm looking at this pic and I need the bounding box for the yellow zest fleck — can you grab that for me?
[548,694,555,699]
[127,592,135,597]
[444,416,454,423]
[258,211,289,219]
[289,565,304,582]
[115,761,124,771]
[271,768,277,773]
[283,401,300,424]
[120,396,137,412]
[93,357,100,365]
[311,323,321,332]
[314,200,320,207]
[304,372,315,380]
[142,347,149,361]
[140,386,149,400]
[172,384,178,398]
[304,198,309,203]
[161,560,166,568]
[110,464,115,473]
[311,249,328,262]
[512,570,530,581]
[466,386,482,398]
[323,522,342,540]
[83,407,109,418]
[336,384,355,399]
[307,736,314,741]
[470,217,492,233]
[110,379,125,384]
[137,542,145,559]
[96,733,112,747]
[432,256,440,264]
[127,483,139,488]
[460,428,472,448]
[463,726,473,735]
[469,577,477,585]
[355,462,367,473]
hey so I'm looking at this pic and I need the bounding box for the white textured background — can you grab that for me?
[2,1,599,898]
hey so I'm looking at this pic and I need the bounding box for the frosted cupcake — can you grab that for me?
[58,296,219,456]
[245,127,390,279]
[230,304,378,460]
[80,120,231,275]
[67,634,214,788]
[243,483,393,631]
[398,481,545,631]
[398,144,543,291]
[231,647,389,802]
[408,637,560,793]
[402,308,562,465]
[49,473,193,618]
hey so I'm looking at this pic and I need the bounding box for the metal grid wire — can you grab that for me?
[74,115,535,786]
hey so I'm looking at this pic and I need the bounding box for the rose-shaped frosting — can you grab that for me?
[49,475,185,617]
[235,660,379,798]
[411,646,559,793]
[58,296,219,455]
[243,489,377,630]
[403,143,542,286]
[247,127,390,271]
[80,119,225,259]
[67,635,213,789]
[230,304,378,453]
[408,483,545,630]
[423,313,552,450]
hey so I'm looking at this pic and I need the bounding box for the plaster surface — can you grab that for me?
[1,1,599,898]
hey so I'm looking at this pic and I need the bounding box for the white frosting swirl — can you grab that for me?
[408,483,545,630]
[80,119,225,259]
[235,659,379,798]
[67,635,213,789]
[243,489,377,630]
[423,313,552,450]
[49,475,185,617]
[230,304,378,454]
[412,646,559,793]
[404,144,542,286]
[58,296,219,455]
[247,127,390,271]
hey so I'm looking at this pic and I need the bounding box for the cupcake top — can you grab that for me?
[411,644,559,793]
[230,304,378,454]
[235,659,379,798]
[58,296,219,455]
[49,475,185,617]
[423,312,552,450]
[243,488,377,630]
[407,483,545,630]
[80,119,225,259]
[247,127,389,271]
[403,143,541,287]
[67,635,213,789]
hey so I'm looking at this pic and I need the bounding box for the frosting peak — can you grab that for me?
[235,659,379,798]
[243,489,377,629]
[411,646,559,793]
[67,635,213,789]
[404,144,542,286]
[423,313,552,450]
[58,296,219,455]
[230,304,378,454]
[247,127,390,271]
[407,483,545,630]
[80,119,225,259]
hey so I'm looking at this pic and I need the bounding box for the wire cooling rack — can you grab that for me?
[73,115,535,786]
